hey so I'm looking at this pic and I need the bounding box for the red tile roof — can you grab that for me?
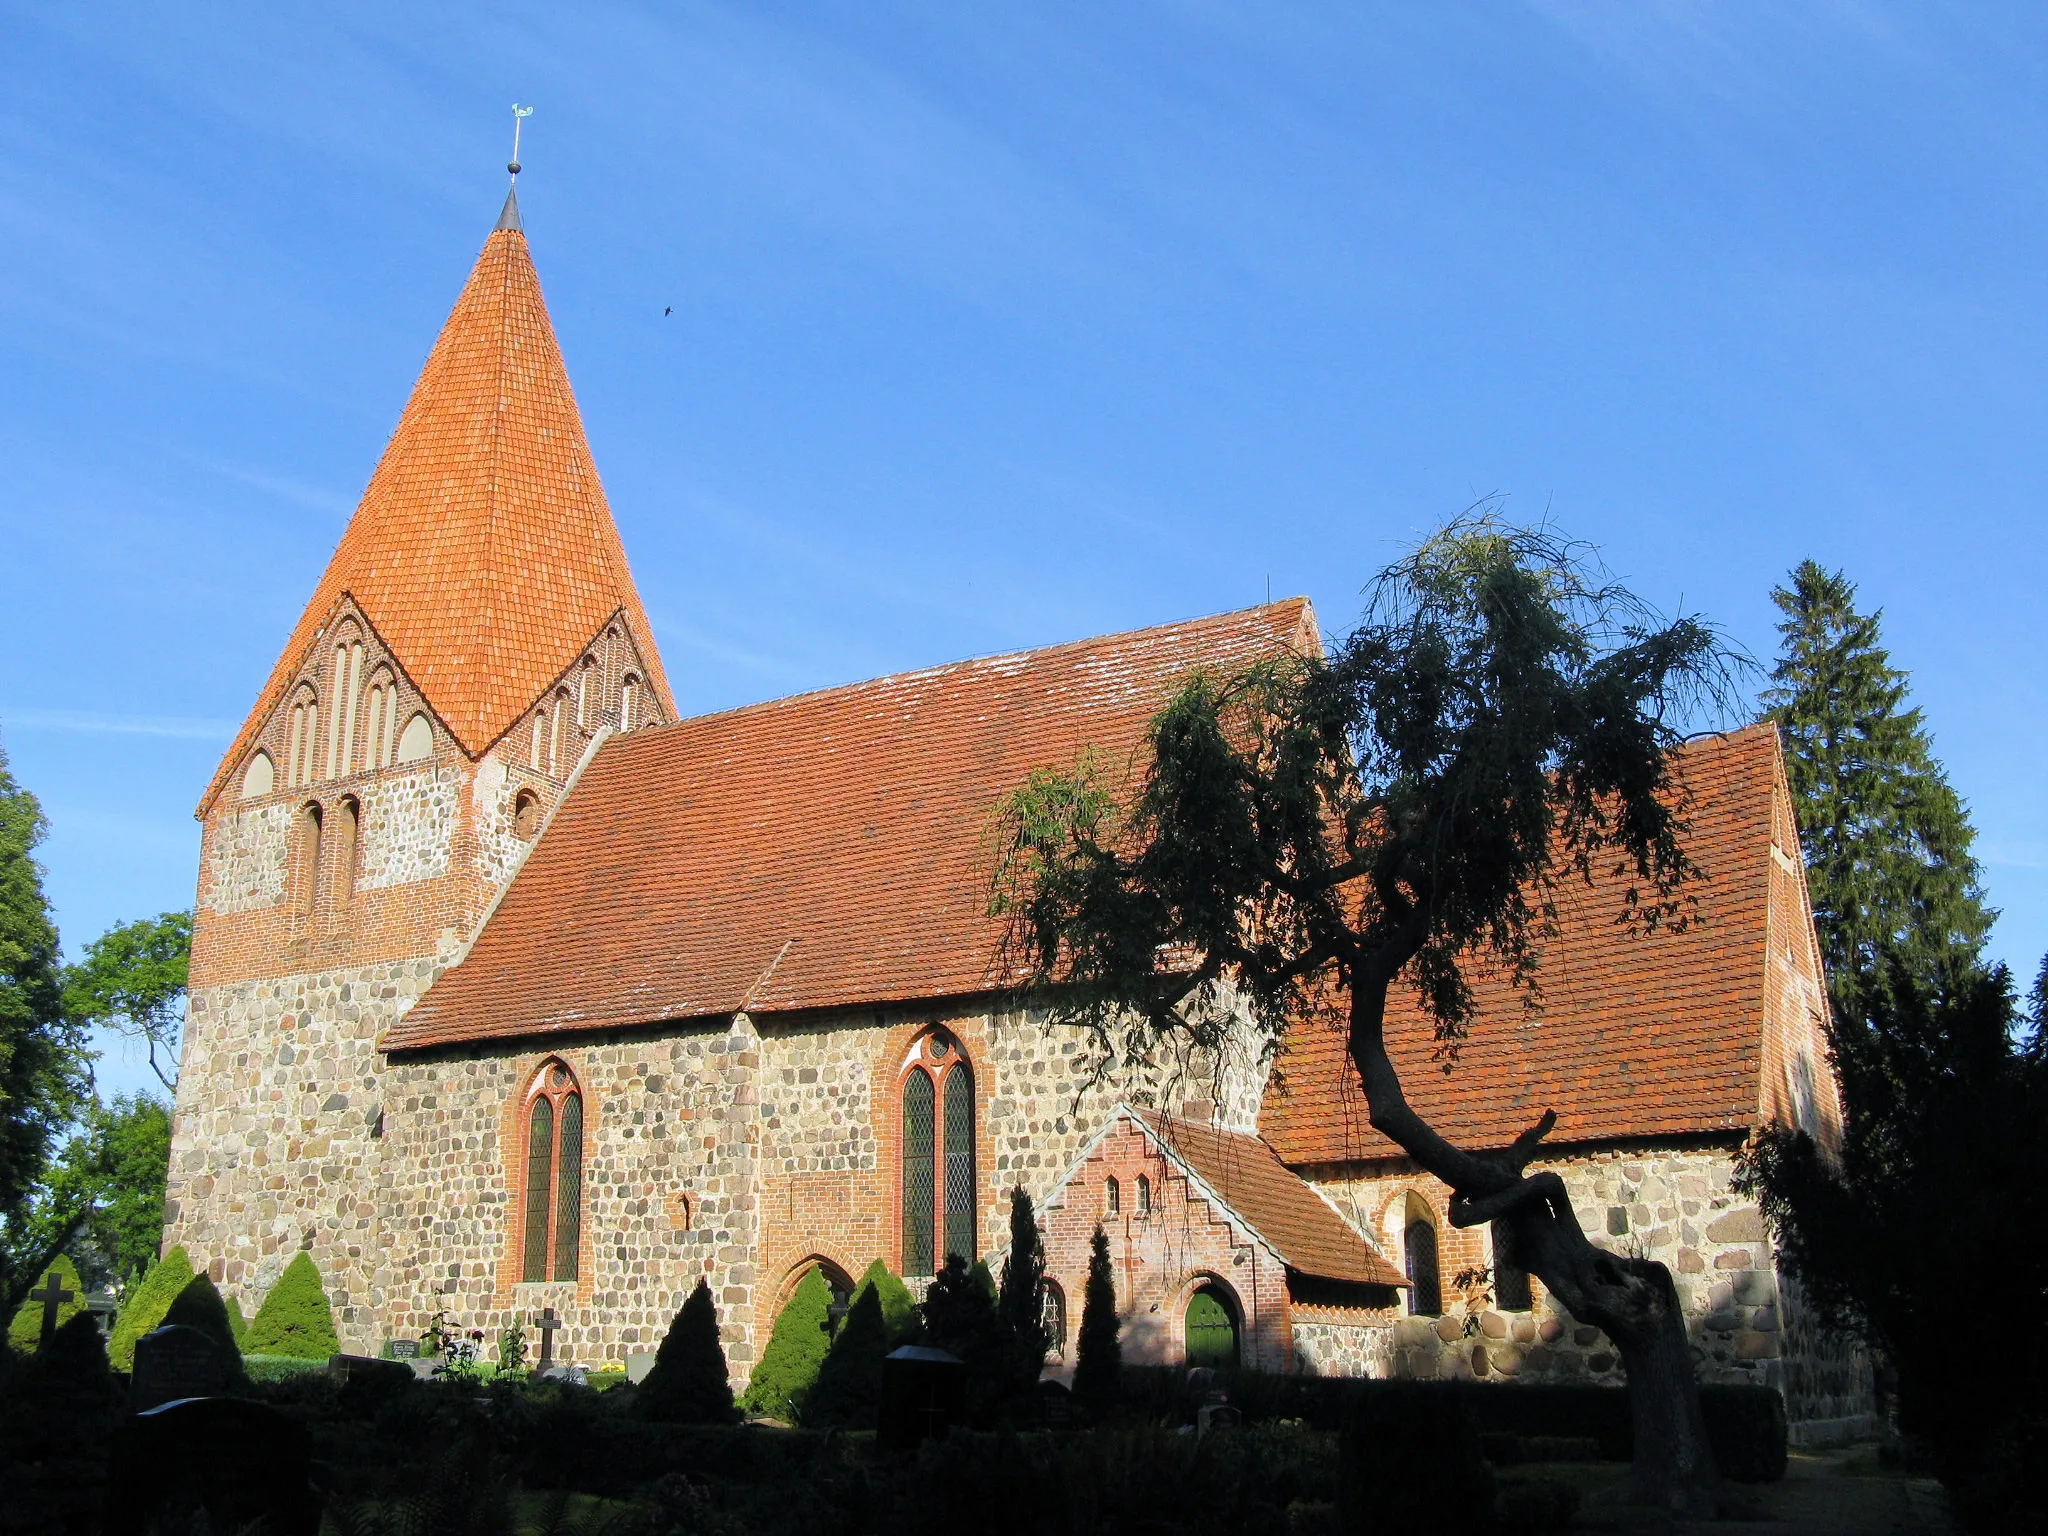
[200,220,672,813]
[382,600,1318,1050]
[1128,1109,1409,1287]
[1259,725,1789,1163]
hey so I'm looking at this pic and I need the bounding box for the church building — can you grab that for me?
[165,190,1872,1444]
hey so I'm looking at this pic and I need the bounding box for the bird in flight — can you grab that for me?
[664,306,673,316]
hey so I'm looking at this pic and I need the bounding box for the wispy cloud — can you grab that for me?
[0,708,236,740]
[177,454,356,516]
[1983,842,2048,872]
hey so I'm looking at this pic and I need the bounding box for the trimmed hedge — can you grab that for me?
[245,1252,340,1359]
[1115,1368,1787,1482]
[109,1245,194,1371]
[7,1254,86,1350]
[162,1273,248,1379]
[1337,1381,1495,1536]
[739,1264,833,1421]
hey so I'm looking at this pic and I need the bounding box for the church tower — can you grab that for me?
[166,186,673,1340]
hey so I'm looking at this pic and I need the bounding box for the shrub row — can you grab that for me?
[1115,1367,1786,1481]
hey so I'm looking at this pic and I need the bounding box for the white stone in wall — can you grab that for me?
[204,802,293,914]
[357,767,459,889]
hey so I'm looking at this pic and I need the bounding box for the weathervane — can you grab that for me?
[509,103,533,177]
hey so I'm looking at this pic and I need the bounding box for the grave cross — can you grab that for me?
[532,1307,561,1375]
[30,1270,76,1348]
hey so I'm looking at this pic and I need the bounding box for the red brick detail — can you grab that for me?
[493,1052,600,1308]
[386,601,1317,1050]
[1262,725,1826,1160]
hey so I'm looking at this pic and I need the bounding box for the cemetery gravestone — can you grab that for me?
[532,1306,562,1376]
[105,1397,320,1536]
[626,1349,657,1384]
[131,1323,237,1411]
[878,1345,966,1452]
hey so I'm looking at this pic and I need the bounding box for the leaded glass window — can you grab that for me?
[554,1092,583,1282]
[942,1064,975,1265]
[1405,1216,1442,1317]
[519,1062,585,1284]
[902,1068,936,1277]
[1492,1218,1532,1312]
[522,1096,553,1282]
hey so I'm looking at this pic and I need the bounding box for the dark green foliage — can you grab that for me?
[164,1272,248,1375]
[0,1312,124,1535]
[636,1277,737,1424]
[1072,1225,1120,1406]
[226,1292,248,1348]
[856,1256,918,1338]
[110,1242,194,1370]
[1337,1382,1496,1535]
[52,1093,172,1286]
[0,740,91,1320]
[996,1186,1050,1394]
[1495,1473,1581,1535]
[739,1264,834,1421]
[245,1251,341,1359]
[63,910,192,1094]
[1743,958,2048,1527]
[7,1252,84,1350]
[921,1254,1009,1423]
[802,1280,890,1428]
[1761,561,1993,1014]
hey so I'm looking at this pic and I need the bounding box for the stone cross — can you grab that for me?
[30,1269,75,1347]
[532,1307,561,1375]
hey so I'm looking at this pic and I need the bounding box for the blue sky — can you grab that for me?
[3,3,2043,1100]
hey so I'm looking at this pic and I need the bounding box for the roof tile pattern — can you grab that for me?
[385,601,1315,1050]
[1128,1108,1408,1287]
[203,221,671,811]
[1260,726,1784,1163]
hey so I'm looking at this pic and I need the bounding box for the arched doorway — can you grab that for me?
[1184,1282,1240,1370]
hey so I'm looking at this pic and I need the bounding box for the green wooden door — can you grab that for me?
[1185,1287,1238,1369]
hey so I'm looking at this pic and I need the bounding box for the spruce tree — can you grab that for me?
[637,1277,738,1423]
[109,1244,193,1370]
[1762,561,1993,1010]
[1072,1225,1120,1407]
[996,1187,1049,1392]
[738,1265,834,1421]
[243,1252,339,1359]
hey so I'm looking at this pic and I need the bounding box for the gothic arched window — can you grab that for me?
[1405,1215,1442,1317]
[1104,1176,1120,1217]
[1491,1219,1533,1312]
[899,1030,975,1277]
[521,1060,585,1283]
[621,673,640,731]
[1136,1174,1152,1216]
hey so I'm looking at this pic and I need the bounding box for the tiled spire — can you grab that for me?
[202,202,673,811]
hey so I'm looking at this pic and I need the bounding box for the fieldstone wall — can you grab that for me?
[204,802,293,915]
[357,766,460,890]
[166,955,442,1340]
[1293,1318,1393,1379]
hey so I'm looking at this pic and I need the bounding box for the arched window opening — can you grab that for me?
[620,674,640,732]
[1104,1177,1121,1217]
[513,788,542,841]
[396,712,433,763]
[332,796,361,909]
[521,1061,584,1283]
[899,1030,976,1277]
[1491,1219,1533,1312]
[1185,1283,1240,1369]
[551,689,570,773]
[1405,1215,1442,1317]
[577,656,597,726]
[1136,1174,1152,1216]
[297,803,324,917]
[531,711,546,771]
[241,750,275,799]
[1042,1280,1068,1360]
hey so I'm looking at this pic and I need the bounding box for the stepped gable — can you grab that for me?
[383,599,1317,1050]
[1260,725,1796,1163]
[1126,1109,1409,1287]
[199,199,672,812]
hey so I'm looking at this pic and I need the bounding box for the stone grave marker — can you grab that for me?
[105,1396,320,1536]
[626,1350,657,1384]
[878,1344,966,1452]
[385,1337,422,1359]
[131,1323,237,1411]
[531,1306,562,1377]
[84,1288,119,1338]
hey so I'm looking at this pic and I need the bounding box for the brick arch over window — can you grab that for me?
[516,1058,586,1284]
[896,1027,977,1278]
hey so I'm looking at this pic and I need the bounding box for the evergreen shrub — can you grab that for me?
[738,1264,834,1421]
[7,1253,86,1350]
[163,1273,248,1376]
[110,1244,194,1370]
[1072,1226,1120,1407]
[244,1252,340,1359]
[636,1277,737,1424]
[802,1260,919,1429]
[225,1294,248,1350]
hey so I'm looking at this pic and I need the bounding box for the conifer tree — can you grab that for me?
[109,1244,193,1370]
[802,1280,890,1428]
[7,1253,85,1351]
[162,1273,247,1377]
[1762,561,1993,1011]
[637,1277,738,1423]
[224,1293,248,1350]
[243,1251,340,1359]
[1072,1225,1120,1406]
[996,1187,1050,1392]
[738,1265,835,1421]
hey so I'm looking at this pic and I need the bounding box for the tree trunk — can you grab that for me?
[1349,981,1722,1517]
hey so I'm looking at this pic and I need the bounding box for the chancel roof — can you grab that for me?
[200,205,672,813]
[382,600,1318,1051]
[1259,725,1819,1163]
